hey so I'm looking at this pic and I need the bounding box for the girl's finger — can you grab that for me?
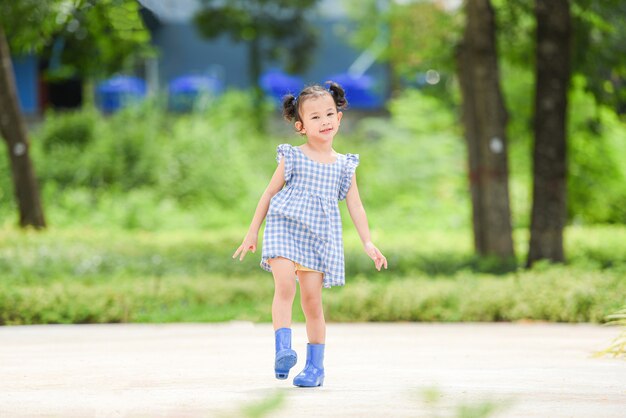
[383,257,388,269]
[232,246,242,258]
[239,248,248,261]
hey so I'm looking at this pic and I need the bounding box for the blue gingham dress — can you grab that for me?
[261,143,360,288]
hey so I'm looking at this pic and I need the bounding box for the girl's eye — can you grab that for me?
[312,116,319,120]
[327,112,335,116]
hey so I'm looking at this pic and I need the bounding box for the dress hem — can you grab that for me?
[260,255,345,288]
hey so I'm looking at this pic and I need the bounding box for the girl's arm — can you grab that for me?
[345,173,388,271]
[233,159,286,261]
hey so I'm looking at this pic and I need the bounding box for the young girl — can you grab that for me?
[233,81,387,387]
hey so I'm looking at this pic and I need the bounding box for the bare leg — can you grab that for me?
[297,271,325,344]
[269,257,297,330]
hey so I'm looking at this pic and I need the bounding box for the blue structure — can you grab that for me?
[95,76,147,113]
[168,74,223,111]
[326,73,384,109]
[140,0,389,109]
[260,70,304,104]
[11,1,390,114]
[12,54,38,115]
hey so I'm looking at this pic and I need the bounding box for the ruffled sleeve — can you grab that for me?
[338,153,360,201]
[276,143,294,183]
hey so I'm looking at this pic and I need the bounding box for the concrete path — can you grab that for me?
[0,323,624,417]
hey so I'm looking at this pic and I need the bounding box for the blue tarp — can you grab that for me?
[168,74,222,111]
[169,75,221,94]
[12,54,38,115]
[326,73,383,109]
[260,70,304,104]
[96,76,146,113]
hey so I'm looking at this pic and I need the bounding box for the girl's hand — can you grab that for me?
[233,234,258,261]
[364,242,388,271]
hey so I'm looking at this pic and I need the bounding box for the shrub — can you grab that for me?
[1,226,624,324]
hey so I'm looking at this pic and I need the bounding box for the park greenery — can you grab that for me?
[0,87,625,325]
[0,0,625,328]
[1,221,625,325]
[345,0,626,265]
[1,0,151,76]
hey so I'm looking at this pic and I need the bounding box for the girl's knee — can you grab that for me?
[301,296,323,316]
[303,307,324,321]
[275,284,296,301]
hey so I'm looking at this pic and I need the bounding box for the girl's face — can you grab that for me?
[295,93,343,143]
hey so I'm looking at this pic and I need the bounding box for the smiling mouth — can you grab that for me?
[320,127,333,133]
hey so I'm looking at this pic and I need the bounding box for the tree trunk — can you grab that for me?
[0,25,46,228]
[455,0,514,259]
[249,37,262,94]
[248,37,265,129]
[527,0,571,266]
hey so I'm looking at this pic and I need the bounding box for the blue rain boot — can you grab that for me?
[275,328,297,380]
[293,343,325,387]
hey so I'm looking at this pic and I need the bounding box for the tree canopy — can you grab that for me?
[1,0,152,80]
[345,0,626,112]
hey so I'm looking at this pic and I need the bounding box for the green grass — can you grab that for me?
[595,305,626,358]
[1,225,624,325]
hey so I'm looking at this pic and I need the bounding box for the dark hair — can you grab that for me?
[282,81,348,122]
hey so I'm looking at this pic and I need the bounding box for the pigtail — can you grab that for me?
[282,94,298,121]
[326,81,348,110]
[283,82,346,127]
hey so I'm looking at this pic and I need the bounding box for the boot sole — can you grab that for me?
[293,376,324,387]
[275,352,297,380]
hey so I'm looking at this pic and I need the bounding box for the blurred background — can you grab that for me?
[0,0,624,326]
